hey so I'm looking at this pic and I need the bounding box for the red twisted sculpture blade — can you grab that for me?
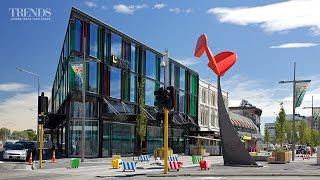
[194,34,237,76]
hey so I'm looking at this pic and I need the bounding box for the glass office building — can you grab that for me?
[47,8,199,157]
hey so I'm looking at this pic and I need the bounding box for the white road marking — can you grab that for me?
[0,161,3,163]
[198,178,225,180]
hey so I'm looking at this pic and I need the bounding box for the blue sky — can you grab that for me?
[1,0,320,131]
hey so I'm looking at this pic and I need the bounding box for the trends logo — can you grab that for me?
[9,8,51,21]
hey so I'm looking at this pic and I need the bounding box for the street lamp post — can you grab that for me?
[278,62,311,161]
[16,67,40,143]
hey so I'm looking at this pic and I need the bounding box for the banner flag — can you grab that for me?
[313,108,320,122]
[295,82,310,108]
[71,64,83,80]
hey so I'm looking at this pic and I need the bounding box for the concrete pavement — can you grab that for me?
[1,155,320,179]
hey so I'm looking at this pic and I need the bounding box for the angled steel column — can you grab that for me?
[217,76,257,166]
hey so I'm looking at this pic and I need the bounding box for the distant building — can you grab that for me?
[286,114,312,129]
[229,100,262,134]
[265,123,276,144]
[194,79,228,155]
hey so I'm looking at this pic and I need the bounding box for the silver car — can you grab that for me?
[3,144,27,161]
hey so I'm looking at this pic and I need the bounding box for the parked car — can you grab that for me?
[297,145,307,154]
[2,144,27,161]
[15,141,36,161]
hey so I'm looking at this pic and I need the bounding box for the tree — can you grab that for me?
[275,103,287,146]
[11,130,28,140]
[284,121,293,144]
[136,80,147,155]
[298,121,308,145]
[264,128,271,148]
[23,129,37,141]
[0,127,11,140]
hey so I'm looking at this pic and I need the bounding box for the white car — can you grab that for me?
[3,144,27,161]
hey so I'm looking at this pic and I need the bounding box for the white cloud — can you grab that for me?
[0,82,29,92]
[154,3,166,9]
[0,90,50,131]
[169,8,181,14]
[113,4,148,15]
[207,0,320,34]
[85,1,97,8]
[270,43,318,49]
[175,58,199,66]
[169,8,193,14]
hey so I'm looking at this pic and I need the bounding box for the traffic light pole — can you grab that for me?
[163,50,169,174]
[163,108,169,174]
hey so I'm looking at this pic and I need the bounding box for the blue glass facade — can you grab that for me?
[50,8,199,158]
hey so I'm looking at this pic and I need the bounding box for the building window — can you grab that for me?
[179,91,185,113]
[130,74,137,102]
[69,120,99,157]
[110,67,121,99]
[212,93,216,106]
[111,33,122,60]
[211,110,215,127]
[202,89,207,103]
[71,19,82,52]
[111,123,135,155]
[131,44,136,72]
[147,126,163,154]
[89,23,98,57]
[69,101,98,119]
[145,79,158,106]
[88,62,99,93]
[145,50,157,79]
[179,68,185,90]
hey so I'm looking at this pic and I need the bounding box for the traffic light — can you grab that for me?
[166,86,175,110]
[154,86,175,110]
[38,92,48,116]
[154,87,165,108]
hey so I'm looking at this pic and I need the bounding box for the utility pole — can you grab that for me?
[279,62,311,161]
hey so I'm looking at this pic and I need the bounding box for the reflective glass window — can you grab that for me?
[89,23,98,57]
[179,68,185,90]
[88,62,98,93]
[71,19,82,52]
[145,79,157,106]
[131,44,136,72]
[130,74,136,102]
[146,50,156,79]
[179,91,185,113]
[111,33,122,60]
[110,67,121,99]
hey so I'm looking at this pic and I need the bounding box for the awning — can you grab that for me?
[229,112,258,130]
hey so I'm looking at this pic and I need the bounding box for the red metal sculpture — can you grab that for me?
[194,34,237,76]
[194,34,258,166]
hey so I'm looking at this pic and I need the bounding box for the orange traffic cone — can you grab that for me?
[27,152,33,165]
[51,150,57,163]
